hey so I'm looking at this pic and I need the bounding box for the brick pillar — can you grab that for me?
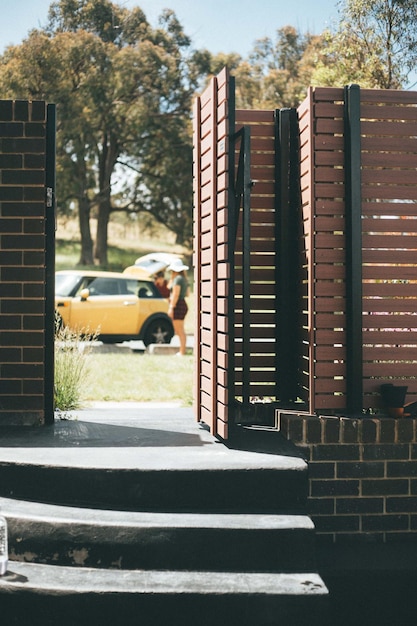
[279,410,417,543]
[0,100,49,425]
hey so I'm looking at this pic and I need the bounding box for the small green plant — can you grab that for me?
[54,322,98,411]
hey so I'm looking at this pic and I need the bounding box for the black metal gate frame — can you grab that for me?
[344,84,363,416]
[231,124,252,411]
[45,104,56,425]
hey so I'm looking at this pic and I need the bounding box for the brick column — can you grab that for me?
[279,411,417,544]
[0,100,48,425]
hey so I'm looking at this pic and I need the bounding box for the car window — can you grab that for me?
[55,274,84,296]
[124,279,140,296]
[87,277,124,296]
[125,279,161,299]
[73,277,95,295]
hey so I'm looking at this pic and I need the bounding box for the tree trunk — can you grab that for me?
[94,134,119,267]
[94,197,111,267]
[77,196,94,266]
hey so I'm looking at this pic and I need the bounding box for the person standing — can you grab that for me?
[167,259,189,356]
[154,271,170,299]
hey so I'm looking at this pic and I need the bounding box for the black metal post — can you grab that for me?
[344,84,363,415]
[275,108,300,404]
[44,103,56,425]
[227,76,237,420]
[242,126,251,406]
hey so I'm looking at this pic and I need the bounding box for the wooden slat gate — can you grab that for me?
[193,69,231,439]
[193,69,301,438]
[194,72,417,438]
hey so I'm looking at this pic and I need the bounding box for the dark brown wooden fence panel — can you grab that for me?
[195,76,417,431]
[298,92,314,409]
[360,89,417,407]
[300,86,417,413]
[299,87,348,412]
[193,68,231,438]
[234,109,278,401]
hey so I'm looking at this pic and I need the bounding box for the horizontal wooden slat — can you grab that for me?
[314,334,346,349]
[363,264,417,282]
[314,379,346,393]
[363,363,417,376]
[234,370,277,383]
[362,298,417,313]
[363,283,417,296]
[362,218,417,234]
[315,396,346,409]
[363,330,417,343]
[315,362,346,376]
[363,345,417,364]
[234,383,278,396]
[315,346,346,360]
[234,354,277,368]
[362,184,417,201]
[360,88,417,104]
[236,109,275,123]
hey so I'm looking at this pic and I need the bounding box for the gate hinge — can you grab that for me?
[46,187,54,208]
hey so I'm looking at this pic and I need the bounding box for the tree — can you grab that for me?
[0,0,201,265]
[207,27,323,110]
[312,0,417,89]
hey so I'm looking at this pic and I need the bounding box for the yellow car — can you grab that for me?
[55,270,173,346]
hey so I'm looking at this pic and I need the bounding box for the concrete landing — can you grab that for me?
[0,404,306,472]
[0,405,308,514]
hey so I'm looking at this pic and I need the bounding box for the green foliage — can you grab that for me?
[0,0,201,266]
[54,323,98,411]
[55,238,142,272]
[208,27,326,109]
[311,0,417,89]
[2,0,417,276]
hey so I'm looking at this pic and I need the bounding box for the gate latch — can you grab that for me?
[46,187,54,208]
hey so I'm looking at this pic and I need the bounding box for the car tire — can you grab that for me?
[143,319,173,347]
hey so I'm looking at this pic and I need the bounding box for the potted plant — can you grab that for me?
[380,383,408,417]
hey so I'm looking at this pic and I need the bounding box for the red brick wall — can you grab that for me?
[0,100,48,425]
[279,411,417,543]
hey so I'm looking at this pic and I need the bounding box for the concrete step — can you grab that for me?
[0,449,308,513]
[0,413,327,623]
[2,497,317,572]
[0,561,329,626]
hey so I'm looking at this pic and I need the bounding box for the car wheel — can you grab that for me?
[143,319,173,346]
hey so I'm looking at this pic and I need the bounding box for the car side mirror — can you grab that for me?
[80,288,90,301]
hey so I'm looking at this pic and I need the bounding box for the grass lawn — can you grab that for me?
[81,352,194,406]
[55,218,194,407]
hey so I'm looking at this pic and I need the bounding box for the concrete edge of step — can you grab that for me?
[0,561,329,597]
[0,496,315,531]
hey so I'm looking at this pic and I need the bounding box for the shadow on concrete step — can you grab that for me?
[0,420,208,448]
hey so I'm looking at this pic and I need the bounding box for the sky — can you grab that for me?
[0,0,340,57]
